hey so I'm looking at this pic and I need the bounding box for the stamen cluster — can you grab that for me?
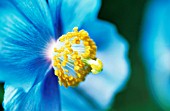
[52,27,103,87]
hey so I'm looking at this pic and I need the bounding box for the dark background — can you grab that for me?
[0,0,162,111]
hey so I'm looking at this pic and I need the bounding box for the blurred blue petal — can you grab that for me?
[0,0,54,91]
[141,1,170,110]
[61,0,101,33]
[3,69,60,111]
[60,21,130,110]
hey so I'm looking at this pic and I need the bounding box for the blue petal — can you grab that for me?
[10,0,54,35]
[47,0,62,37]
[60,87,97,110]
[3,69,60,111]
[82,19,117,50]
[0,1,54,91]
[141,1,170,110]
[60,0,101,33]
[60,21,130,110]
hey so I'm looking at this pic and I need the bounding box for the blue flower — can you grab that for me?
[141,0,170,110]
[0,0,130,111]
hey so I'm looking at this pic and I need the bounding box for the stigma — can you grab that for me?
[52,27,103,87]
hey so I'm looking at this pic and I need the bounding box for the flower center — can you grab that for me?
[52,27,103,87]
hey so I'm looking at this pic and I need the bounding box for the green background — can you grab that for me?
[0,0,162,110]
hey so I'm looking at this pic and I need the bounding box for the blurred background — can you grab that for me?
[99,0,161,110]
[0,0,163,111]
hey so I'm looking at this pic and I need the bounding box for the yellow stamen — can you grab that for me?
[52,27,103,87]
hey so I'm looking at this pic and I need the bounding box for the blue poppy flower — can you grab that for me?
[0,0,130,111]
[141,0,170,110]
